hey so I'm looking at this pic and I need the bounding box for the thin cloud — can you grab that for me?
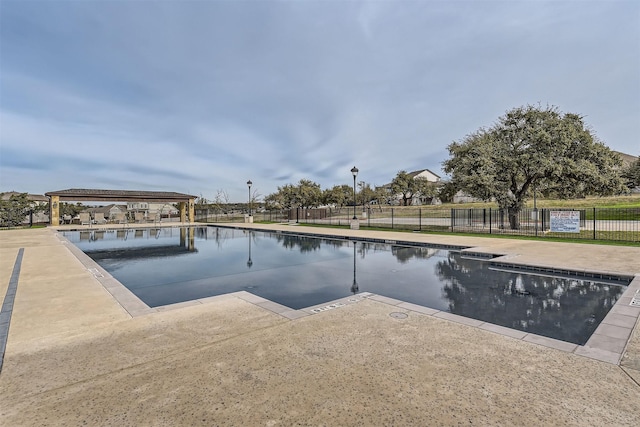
[1,1,638,201]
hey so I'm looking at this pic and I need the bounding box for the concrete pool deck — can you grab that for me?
[1,223,639,425]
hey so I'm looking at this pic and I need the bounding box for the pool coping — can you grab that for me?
[55,227,640,366]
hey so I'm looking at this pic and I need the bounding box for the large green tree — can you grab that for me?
[443,105,624,229]
[323,184,353,208]
[265,179,323,209]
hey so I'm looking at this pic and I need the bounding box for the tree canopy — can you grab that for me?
[0,193,42,227]
[621,155,640,189]
[323,184,353,208]
[390,171,437,206]
[443,105,624,229]
[264,179,323,209]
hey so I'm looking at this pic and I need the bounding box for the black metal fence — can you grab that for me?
[247,207,640,243]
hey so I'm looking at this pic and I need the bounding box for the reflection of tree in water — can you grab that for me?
[274,234,326,252]
[391,246,441,264]
[194,227,209,239]
[435,253,625,345]
[208,227,234,248]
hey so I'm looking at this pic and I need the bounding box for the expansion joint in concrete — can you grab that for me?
[0,248,24,374]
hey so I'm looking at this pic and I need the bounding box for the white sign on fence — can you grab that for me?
[550,210,581,233]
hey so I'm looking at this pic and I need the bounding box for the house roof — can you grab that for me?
[379,169,442,189]
[1,191,49,202]
[45,188,196,203]
[83,204,127,214]
[613,151,638,168]
[407,169,441,179]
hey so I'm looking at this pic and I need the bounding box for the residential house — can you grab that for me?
[83,204,128,221]
[379,169,442,205]
[126,202,179,220]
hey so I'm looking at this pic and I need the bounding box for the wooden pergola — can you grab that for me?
[45,188,197,226]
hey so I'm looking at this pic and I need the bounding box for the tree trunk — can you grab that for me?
[508,206,520,230]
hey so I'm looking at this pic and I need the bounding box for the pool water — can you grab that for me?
[64,226,629,345]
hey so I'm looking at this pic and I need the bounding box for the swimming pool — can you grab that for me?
[63,226,631,345]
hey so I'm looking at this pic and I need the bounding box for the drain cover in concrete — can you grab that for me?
[389,312,408,319]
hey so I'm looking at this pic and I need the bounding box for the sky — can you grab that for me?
[1,0,638,202]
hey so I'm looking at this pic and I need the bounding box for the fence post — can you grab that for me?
[489,208,492,234]
[368,207,371,227]
[451,208,454,231]
[419,208,422,231]
[391,208,394,229]
[593,207,596,240]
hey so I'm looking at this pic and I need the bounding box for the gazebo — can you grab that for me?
[44,189,197,226]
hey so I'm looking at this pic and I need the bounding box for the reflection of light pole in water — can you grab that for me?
[351,242,358,294]
[533,182,538,237]
[247,231,253,268]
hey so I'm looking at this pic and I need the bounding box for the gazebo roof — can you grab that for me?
[44,188,196,203]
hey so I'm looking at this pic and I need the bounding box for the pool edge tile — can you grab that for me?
[479,323,528,340]
[432,312,484,327]
[573,346,621,365]
[396,302,440,316]
[367,295,404,306]
[523,334,578,353]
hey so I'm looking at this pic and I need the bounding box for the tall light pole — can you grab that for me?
[351,166,358,220]
[247,180,252,216]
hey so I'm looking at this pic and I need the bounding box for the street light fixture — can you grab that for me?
[351,166,358,220]
[247,180,252,216]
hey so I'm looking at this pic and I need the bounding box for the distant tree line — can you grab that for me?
[261,175,443,211]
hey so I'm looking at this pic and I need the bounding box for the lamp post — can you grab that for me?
[247,180,252,217]
[351,166,358,220]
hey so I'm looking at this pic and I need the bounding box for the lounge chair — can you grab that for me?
[95,212,107,225]
[79,212,91,226]
[113,213,125,224]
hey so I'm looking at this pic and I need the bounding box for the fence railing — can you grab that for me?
[240,207,640,243]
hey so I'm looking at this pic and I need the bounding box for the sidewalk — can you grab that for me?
[1,224,639,425]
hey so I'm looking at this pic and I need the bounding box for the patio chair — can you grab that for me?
[95,212,107,225]
[113,212,125,224]
[79,212,91,226]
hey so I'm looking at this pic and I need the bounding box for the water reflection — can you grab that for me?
[180,227,196,251]
[434,253,624,344]
[351,242,358,294]
[391,246,440,264]
[246,230,253,268]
